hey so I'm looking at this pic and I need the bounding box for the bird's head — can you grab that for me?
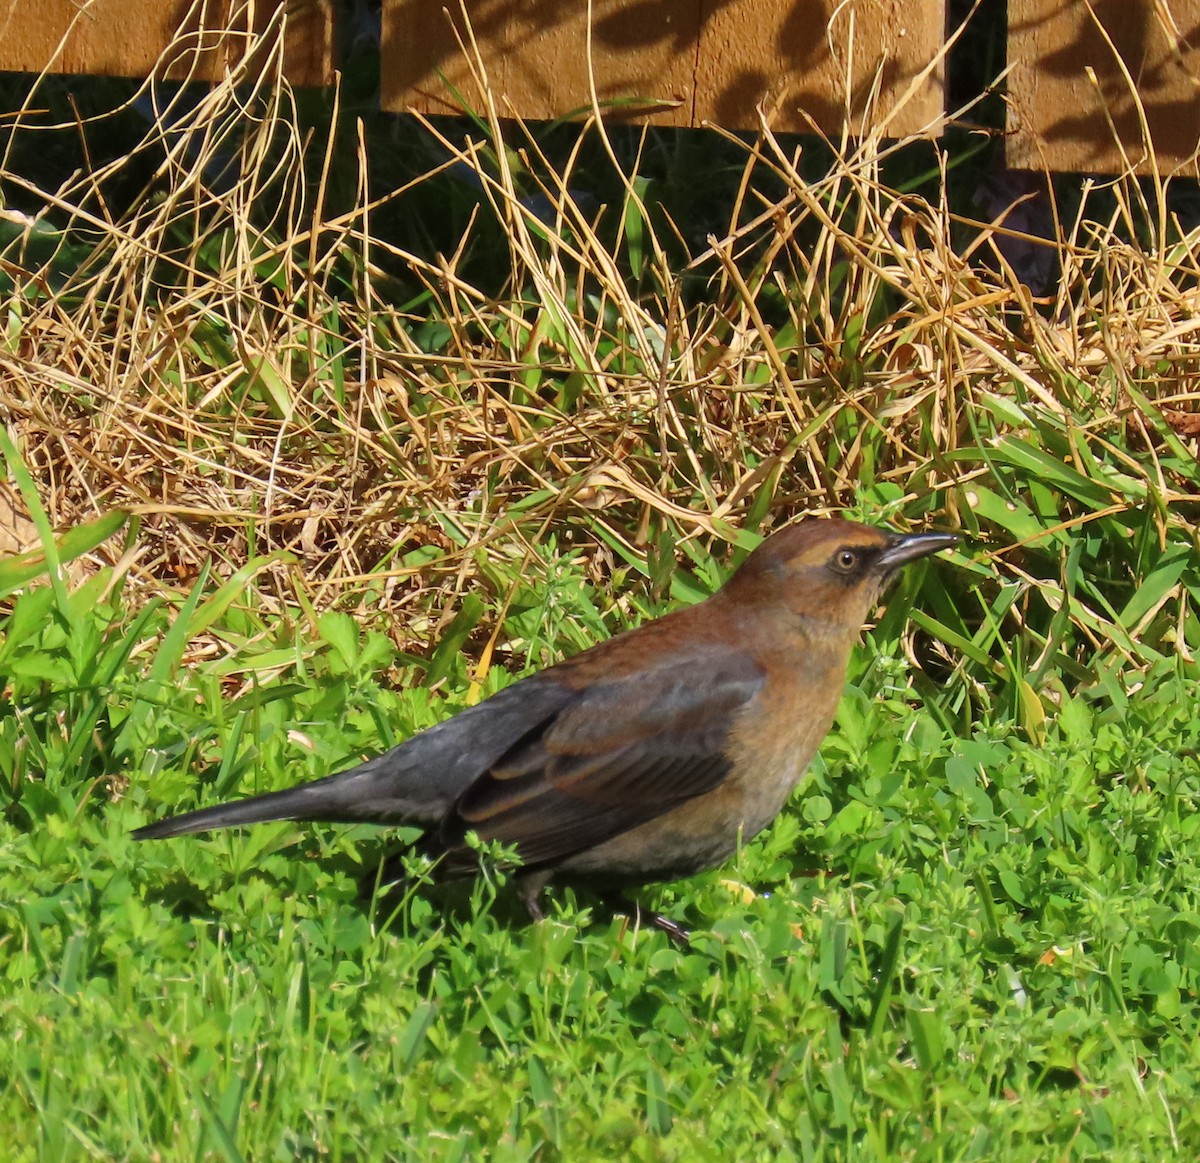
[721,517,957,636]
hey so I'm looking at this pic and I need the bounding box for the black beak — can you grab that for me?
[877,531,959,573]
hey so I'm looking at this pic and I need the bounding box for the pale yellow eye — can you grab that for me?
[832,548,859,573]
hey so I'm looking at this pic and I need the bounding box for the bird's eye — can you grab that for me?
[832,548,860,573]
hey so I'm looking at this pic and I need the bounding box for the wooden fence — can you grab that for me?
[1,0,1197,172]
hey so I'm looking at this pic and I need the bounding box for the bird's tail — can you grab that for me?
[132,749,448,841]
[133,780,347,840]
[133,676,574,843]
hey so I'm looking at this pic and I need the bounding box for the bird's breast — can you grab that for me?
[556,656,844,884]
[719,663,843,837]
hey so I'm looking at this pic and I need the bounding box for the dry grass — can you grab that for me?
[2,21,1200,679]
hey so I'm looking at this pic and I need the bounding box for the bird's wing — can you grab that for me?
[439,649,765,867]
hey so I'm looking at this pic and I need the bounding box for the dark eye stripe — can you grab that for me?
[827,545,884,577]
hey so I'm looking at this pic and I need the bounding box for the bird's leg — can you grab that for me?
[517,876,688,945]
[602,893,691,947]
[517,869,552,922]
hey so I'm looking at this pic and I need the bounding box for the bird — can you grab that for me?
[134,516,956,939]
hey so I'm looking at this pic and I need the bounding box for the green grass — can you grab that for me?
[3,551,1200,1160]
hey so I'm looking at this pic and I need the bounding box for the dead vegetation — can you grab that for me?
[2,23,1200,685]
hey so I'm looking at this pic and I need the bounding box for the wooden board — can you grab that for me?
[0,0,334,88]
[1008,0,1200,173]
[382,0,946,135]
[382,0,700,124]
[693,0,944,134]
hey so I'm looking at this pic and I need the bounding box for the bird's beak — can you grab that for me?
[877,531,959,573]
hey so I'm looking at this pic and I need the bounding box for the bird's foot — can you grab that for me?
[520,878,690,946]
[606,894,691,947]
[644,908,692,947]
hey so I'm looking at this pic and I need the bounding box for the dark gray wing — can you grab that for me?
[437,650,765,868]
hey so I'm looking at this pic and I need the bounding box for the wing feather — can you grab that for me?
[436,648,764,868]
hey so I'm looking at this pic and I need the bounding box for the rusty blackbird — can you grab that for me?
[135,516,956,934]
